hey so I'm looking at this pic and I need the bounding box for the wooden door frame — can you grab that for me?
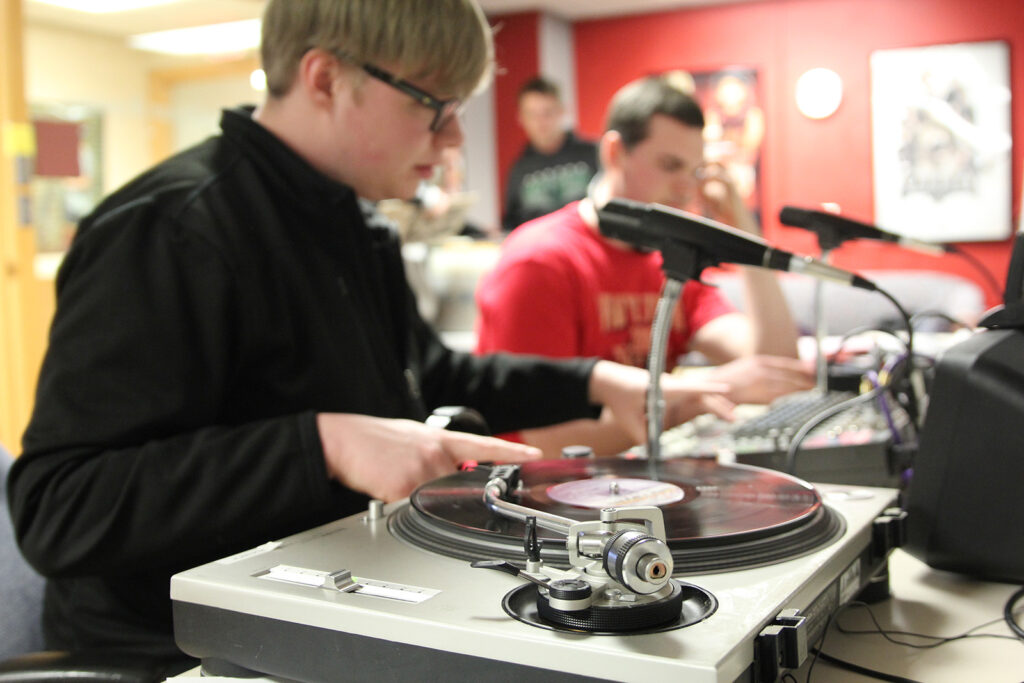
[0,0,50,452]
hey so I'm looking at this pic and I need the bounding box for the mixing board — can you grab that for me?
[651,389,909,487]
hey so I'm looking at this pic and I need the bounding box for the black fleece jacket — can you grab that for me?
[7,107,598,663]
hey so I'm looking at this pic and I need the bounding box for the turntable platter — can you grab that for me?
[388,459,845,574]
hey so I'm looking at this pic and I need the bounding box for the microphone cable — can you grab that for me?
[1004,585,1024,641]
[945,243,1004,303]
[871,285,922,427]
[782,385,886,476]
[804,598,1024,682]
[783,282,919,476]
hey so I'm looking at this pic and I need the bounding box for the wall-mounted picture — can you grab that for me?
[691,67,763,223]
[31,103,104,255]
[871,40,1012,243]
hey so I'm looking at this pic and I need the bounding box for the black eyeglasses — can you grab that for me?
[330,50,463,132]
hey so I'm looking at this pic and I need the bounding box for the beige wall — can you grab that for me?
[24,23,258,191]
[24,23,156,194]
[6,21,257,447]
[170,74,259,152]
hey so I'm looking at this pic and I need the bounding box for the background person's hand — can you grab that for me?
[587,360,735,445]
[704,355,815,405]
[697,161,750,230]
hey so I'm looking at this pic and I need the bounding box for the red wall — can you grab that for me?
[551,0,1022,307]
[490,12,540,211]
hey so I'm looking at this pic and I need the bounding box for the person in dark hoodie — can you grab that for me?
[501,75,599,233]
[6,0,733,674]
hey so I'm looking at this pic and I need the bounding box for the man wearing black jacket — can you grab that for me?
[6,0,731,673]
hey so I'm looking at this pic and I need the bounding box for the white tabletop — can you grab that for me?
[795,549,1024,682]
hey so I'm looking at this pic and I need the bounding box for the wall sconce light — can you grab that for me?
[795,68,843,119]
[250,69,267,92]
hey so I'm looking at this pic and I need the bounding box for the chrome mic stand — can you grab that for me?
[812,248,834,394]
[645,245,703,480]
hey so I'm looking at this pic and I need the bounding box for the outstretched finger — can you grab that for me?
[702,394,736,421]
[439,430,543,466]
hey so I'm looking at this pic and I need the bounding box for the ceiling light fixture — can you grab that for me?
[30,0,182,13]
[128,18,262,56]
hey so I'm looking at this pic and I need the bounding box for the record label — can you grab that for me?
[547,477,684,509]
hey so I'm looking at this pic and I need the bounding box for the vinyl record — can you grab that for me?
[388,459,844,574]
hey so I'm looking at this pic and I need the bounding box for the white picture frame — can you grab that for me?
[871,40,1012,243]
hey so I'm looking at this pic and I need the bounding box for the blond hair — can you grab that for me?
[261,0,494,99]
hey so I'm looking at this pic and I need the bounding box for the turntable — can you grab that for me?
[171,459,904,682]
[170,198,909,680]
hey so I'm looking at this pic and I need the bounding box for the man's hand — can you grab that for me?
[704,355,815,405]
[697,162,754,233]
[317,413,541,502]
[588,360,735,445]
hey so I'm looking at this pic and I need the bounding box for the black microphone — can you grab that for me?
[779,206,947,255]
[598,198,877,291]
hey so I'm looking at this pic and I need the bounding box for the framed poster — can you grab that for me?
[30,103,103,255]
[691,67,763,223]
[871,41,1012,242]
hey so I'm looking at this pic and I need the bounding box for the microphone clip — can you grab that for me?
[808,224,852,252]
[659,241,715,283]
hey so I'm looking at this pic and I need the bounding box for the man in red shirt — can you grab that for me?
[477,73,814,457]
